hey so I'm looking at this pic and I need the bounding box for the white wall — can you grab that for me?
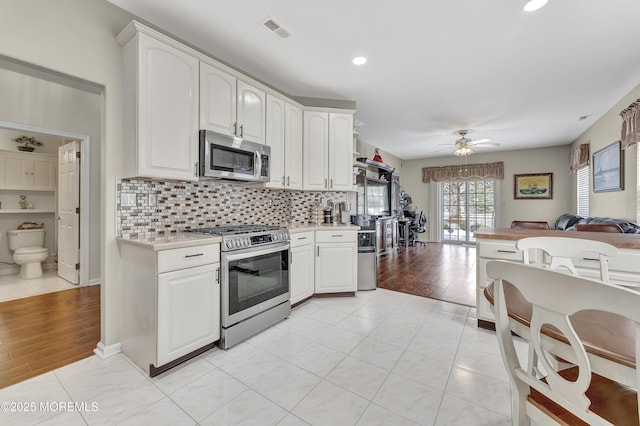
[402,145,572,238]
[570,82,640,222]
[0,0,134,348]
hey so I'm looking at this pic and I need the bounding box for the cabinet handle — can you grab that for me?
[286,176,290,186]
[239,124,244,138]
[317,246,320,257]
[497,250,517,254]
[184,253,204,258]
[330,178,333,188]
[194,162,198,176]
[583,257,599,262]
[324,178,328,188]
[331,235,343,238]
[282,176,285,186]
[215,267,220,284]
[233,122,238,136]
[297,236,308,240]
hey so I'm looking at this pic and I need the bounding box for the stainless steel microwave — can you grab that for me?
[199,130,270,182]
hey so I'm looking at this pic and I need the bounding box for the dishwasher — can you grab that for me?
[357,230,377,290]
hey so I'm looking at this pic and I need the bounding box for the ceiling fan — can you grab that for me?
[451,130,500,156]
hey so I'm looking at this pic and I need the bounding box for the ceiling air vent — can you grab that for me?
[261,17,291,39]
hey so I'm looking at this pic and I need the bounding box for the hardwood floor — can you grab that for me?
[377,242,476,307]
[0,285,100,389]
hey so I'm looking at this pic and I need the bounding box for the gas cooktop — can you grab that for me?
[183,225,289,251]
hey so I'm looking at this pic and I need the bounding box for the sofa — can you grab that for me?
[554,214,640,234]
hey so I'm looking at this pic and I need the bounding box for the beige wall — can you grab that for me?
[402,145,572,239]
[0,0,134,347]
[356,138,404,177]
[570,82,640,222]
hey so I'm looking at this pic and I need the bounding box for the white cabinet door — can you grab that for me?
[130,33,199,181]
[328,113,354,191]
[0,152,56,191]
[291,238,314,304]
[32,157,56,191]
[303,111,329,190]
[157,263,220,366]
[237,80,266,144]
[200,62,237,136]
[315,243,357,293]
[285,103,303,190]
[265,94,286,188]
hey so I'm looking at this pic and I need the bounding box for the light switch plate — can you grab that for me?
[148,193,157,207]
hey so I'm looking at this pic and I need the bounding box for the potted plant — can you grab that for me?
[12,135,43,152]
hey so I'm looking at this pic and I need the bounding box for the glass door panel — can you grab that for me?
[442,180,496,243]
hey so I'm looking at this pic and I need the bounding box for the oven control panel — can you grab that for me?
[222,229,289,251]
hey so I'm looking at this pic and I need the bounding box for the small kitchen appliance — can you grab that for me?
[183,224,290,349]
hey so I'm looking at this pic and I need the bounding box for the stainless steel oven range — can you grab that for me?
[184,225,290,349]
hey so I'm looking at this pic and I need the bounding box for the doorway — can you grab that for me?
[0,121,90,301]
[441,180,497,243]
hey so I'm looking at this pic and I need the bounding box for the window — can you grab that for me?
[441,179,497,243]
[577,166,589,217]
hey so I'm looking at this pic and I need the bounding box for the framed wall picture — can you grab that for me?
[514,173,553,199]
[593,140,624,192]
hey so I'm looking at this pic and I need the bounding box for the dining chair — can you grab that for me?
[575,223,624,233]
[486,261,640,426]
[510,220,550,230]
[516,236,617,283]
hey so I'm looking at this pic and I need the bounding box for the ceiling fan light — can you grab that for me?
[524,0,548,12]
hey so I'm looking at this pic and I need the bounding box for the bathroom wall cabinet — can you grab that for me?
[0,150,56,191]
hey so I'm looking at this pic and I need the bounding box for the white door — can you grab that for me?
[58,141,80,284]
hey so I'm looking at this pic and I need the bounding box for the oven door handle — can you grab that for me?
[222,242,290,262]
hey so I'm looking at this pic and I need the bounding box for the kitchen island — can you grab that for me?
[474,227,640,329]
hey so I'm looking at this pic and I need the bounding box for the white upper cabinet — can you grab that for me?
[0,151,56,191]
[120,29,199,181]
[266,96,303,190]
[284,103,303,189]
[303,111,354,191]
[200,62,266,144]
[237,80,266,144]
[329,113,355,191]
[265,94,286,188]
[303,111,329,190]
[199,63,237,136]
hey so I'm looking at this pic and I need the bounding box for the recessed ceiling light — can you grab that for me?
[352,57,367,65]
[524,0,548,12]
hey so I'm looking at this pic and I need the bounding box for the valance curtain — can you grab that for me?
[422,161,504,182]
[569,143,590,173]
[620,99,640,149]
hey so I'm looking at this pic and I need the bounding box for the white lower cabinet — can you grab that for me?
[315,230,357,293]
[290,232,314,304]
[121,242,220,375]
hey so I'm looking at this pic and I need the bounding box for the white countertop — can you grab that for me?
[117,233,222,250]
[288,224,360,233]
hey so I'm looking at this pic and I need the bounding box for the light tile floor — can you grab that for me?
[0,288,521,425]
[0,270,77,302]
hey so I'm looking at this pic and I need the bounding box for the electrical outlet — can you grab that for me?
[148,192,157,207]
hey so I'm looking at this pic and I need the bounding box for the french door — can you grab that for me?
[441,180,497,243]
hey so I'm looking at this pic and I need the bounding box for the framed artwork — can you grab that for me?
[514,173,553,199]
[593,140,624,193]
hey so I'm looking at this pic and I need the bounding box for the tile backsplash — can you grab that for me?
[116,178,350,238]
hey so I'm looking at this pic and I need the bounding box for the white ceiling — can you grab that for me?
[108,0,640,160]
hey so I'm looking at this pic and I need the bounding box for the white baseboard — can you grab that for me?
[94,341,122,359]
[88,278,101,286]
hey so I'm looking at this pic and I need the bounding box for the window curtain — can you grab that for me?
[422,161,504,183]
[620,99,640,149]
[569,143,590,173]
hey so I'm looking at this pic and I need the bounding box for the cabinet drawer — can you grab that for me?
[290,231,314,248]
[315,230,357,243]
[157,244,220,273]
[478,241,522,261]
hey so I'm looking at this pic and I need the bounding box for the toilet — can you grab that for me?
[7,229,49,279]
